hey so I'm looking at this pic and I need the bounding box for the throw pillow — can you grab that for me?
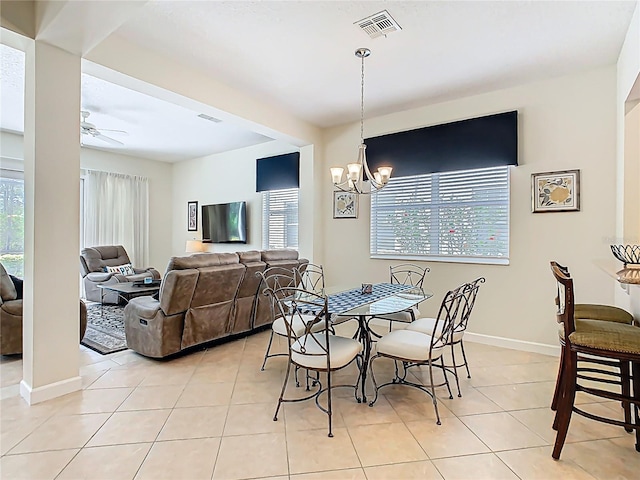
[9,275,23,299]
[104,263,136,276]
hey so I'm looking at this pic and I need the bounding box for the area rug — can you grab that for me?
[82,303,128,355]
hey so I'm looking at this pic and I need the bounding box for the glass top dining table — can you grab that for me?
[319,283,433,318]
[320,283,434,402]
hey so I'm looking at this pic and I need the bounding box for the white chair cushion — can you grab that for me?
[272,315,327,337]
[291,334,362,370]
[406,317,437,335]
[375,329,444,362]
[375,307,419,323]
[406,317,465,342]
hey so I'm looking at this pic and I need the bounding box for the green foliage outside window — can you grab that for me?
[0,177,25,276]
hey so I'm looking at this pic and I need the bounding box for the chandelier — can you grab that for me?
[330,48,392,194]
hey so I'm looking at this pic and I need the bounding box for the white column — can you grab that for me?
[21,40,82,404]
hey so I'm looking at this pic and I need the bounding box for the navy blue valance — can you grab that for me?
[256,152,300,192]
[366,111,518,177]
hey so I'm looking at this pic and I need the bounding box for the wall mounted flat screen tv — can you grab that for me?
[202,201,247,243]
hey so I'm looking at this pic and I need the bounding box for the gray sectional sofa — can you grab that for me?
[123,249,308,358]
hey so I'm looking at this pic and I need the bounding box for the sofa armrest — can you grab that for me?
[86,272,113,282]
[133,267,161,280]
[125,296,161,319]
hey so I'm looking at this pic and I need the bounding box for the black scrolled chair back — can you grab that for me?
[390,263,430,289]
[271,286,329,356]
[455,277,485,334]
[256,266,297,321]
[295,263,325,294]
[431,284,467,353]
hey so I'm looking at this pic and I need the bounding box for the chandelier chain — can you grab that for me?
[360,52,365,144]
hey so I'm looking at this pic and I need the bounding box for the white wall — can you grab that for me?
[615,1,640,314]
[322,66,619,348]
[0,131,173,274]
[172,140,315,259]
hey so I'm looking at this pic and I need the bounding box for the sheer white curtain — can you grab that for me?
[84,170,149,267]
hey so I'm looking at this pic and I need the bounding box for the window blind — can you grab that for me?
[262,188,299,250]
[371,166,510,263]
[366,111,518,177]
[256,152,300,192]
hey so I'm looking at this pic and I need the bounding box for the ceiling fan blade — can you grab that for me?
[94,133,124,146]
[98,129,129,136]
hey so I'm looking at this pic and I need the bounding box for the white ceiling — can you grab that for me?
[0,44,274,163]
[1,1,637,162]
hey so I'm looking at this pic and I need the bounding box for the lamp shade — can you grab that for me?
[186,240,204,253]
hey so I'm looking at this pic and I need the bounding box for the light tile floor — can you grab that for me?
[1,325,639,480]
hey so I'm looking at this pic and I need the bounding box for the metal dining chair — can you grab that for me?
[368,264,430,338]
[257,266,298,372]
[267,285,363,437]
[406,277,485,396]
[369,282,467,424]
[258,266,331,389]
[295,263,325,293]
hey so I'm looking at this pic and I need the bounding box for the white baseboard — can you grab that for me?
[465,332,560,357]
[20,376,82,405]
[370,319,560,357]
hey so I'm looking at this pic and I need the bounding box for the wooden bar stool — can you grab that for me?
[550,262,640,459]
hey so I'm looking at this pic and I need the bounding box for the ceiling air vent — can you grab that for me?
[354,10,402,39]
[197,113,222,123]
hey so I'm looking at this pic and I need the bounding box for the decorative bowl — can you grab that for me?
[610,245,640,284]
[610,245,640,265]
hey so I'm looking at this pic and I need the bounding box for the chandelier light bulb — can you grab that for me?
[330,167,344,184]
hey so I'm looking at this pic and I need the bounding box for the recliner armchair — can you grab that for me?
[1,262,87,355]
[80,245,160,304]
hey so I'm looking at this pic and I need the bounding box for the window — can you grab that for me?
[262,188,299,250]
[0,170,25,276]
[371,165,510,264]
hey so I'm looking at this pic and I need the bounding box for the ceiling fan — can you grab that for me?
[80,111,127,146]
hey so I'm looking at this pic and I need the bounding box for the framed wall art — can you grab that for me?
[532,170,580,213]
[187,201,198,231]
[333,191,358,219]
